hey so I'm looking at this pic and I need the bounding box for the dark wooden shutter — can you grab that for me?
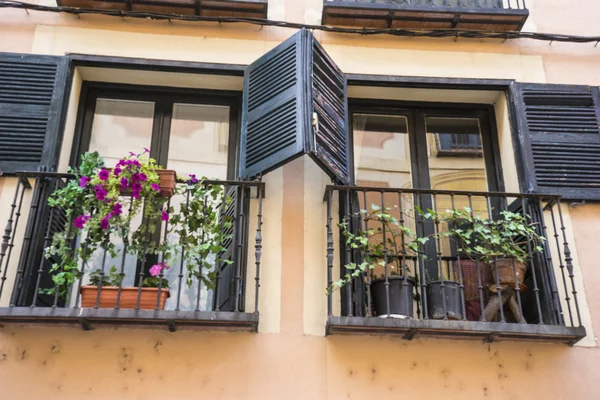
[0,53,69,174]
[240,29,351,184]
[309,38,351,184]
[512,83,600,200]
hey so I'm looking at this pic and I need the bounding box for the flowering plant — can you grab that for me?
[43,149,169,298]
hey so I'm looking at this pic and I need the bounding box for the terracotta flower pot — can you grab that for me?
[490,258,527,291]
[156,169,177,198]
[80,286,170,310]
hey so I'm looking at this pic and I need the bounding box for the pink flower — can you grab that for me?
[98,169,110,181]
[79,176,90,188]
[151,183,160,192]
[161,210,169,221]
[187,174,198,184]
[149,262,170,277]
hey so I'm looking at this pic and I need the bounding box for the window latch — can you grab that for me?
[312,112,319,148]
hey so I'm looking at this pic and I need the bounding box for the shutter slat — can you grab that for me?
[515,83,600,200]
[0,53,68,173]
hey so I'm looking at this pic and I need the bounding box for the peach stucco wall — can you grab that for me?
[1,0,600,399]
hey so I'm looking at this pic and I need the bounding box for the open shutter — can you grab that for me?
[240,29,351,184]
[512,83,600,200]
[309,39,351,184]
[0,53,69,174]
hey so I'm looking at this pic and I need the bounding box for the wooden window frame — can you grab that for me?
[348,98,505,192]
[70,81,242,179]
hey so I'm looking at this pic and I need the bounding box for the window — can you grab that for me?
[73,83,241,180]
[350,103,502,192]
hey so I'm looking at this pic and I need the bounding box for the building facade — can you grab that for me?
[0,0,600,398]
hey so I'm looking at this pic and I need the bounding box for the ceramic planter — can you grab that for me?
[80,286,170,310]
[156,169,177,198]
[490,258,527,291]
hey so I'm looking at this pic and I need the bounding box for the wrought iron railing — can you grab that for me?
[0,172,264,331]
[325,185,585,343]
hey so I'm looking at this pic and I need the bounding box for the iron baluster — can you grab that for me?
[254,183,264,314]
[549,203,573,326]
[520,197,544,324]
[0,179,24,299]
[556,200,582,327]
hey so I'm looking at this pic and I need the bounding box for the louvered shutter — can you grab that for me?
[512,83,600,200]
[240,29,351,184]
[0,53,69,174]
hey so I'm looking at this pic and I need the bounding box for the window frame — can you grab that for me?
[70,81,242,180]
[348,98,505,193]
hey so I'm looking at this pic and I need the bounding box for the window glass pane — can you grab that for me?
[89,99,154,167]
[167,103,230,180]
[426,117,487,193]
[164,103,230,311]
[353,114,412,189]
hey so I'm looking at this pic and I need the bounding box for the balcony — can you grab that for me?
[322,0,529,32]
[56,0,268,19]
[0,172,264,331]
[325,185,586,344]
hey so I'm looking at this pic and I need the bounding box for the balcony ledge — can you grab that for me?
[327,316,586,345]
[322,1,529,32]
[56,0,269,19]
[0,307,259,332]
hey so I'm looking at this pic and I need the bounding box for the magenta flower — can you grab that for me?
[129,151,136,156]
[112,203,123,216]
[94,184,107,201]
[98,169,110,181]
[113,166,122,177]
[138,173,147,182]
[116,160,125,168]
[132,160,141,168]
[79,176,90,188]
[187,174,198,184]
[151,183,160,192]
[131,182,142,192]
[120,177,129,191]
[100,215,111,230]
[161,210,169,222]
[73,215,89,229]
[144,147,150,153]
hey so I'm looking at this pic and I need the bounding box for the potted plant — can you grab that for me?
[432,207,546,321]
[335,204,428,318]
[42,149,173,309]
[80,264,170,309]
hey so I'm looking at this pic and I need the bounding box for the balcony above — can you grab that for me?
[322,0,529,32]
[56,0,268,19]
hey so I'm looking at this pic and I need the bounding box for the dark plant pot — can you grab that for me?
[427,280,463,320]
[372,276,415,318]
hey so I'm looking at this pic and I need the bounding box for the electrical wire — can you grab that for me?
[1,0,599,45]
